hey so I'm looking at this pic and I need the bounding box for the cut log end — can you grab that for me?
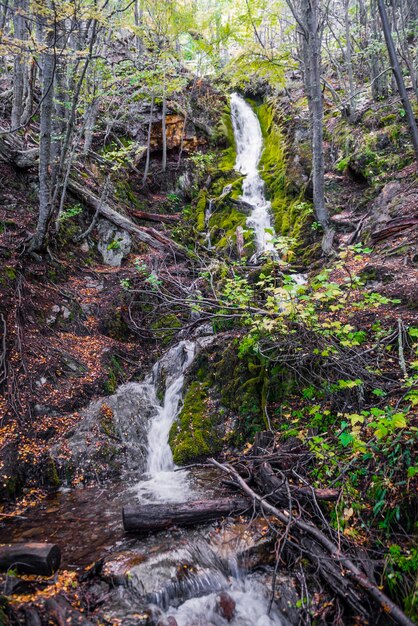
[0,542,61,576]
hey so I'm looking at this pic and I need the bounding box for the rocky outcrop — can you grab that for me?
[97,219,132,267]
[51,382,158,481]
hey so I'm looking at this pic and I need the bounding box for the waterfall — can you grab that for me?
[230,93,277,259]
[132,340,197,503]
[146,341,196,474]
[204,198,214,249]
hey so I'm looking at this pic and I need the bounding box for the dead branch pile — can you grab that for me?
[209,434,414,626]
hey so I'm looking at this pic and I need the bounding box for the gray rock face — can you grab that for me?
[52,382,159,481]
[97,219,131,267]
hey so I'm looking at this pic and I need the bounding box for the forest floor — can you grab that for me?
[0,83,417,624]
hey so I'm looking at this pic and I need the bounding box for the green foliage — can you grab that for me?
[386,545,418,620]
[59,203,83,222]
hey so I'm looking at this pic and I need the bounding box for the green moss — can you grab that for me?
[195,190,207,232]
[103,355,123,394]
[217,105,237,171]
[106,309,130,341]
[99,408,118,439]
[169,382,222,464]
[254,103,312,252]
[115,179,144,209]
[4,266,16,280]
[0,265,17,285]
[45,457,61,488]
[380,113,397,126]
[151,313,182,346]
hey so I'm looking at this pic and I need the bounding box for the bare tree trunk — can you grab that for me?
[162,92,167,172]
[134,0,143,54]
[51,55,68,189]
[142,94,155,186]
[83,96,100,153]
[11,0,27,130]
[343,0,356,120]
[303,0,334,253]
[370,0,389,100]
[21,58,36,125]
[29,27,55,251]
[0,0,9,30]
[378,0,418,162]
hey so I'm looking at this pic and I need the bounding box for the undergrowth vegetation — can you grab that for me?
[132,240,418,618]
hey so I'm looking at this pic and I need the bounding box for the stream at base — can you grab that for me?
[0,336,292,625]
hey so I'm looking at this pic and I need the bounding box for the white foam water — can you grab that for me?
[230,92,277,259]
[132,340,196,503]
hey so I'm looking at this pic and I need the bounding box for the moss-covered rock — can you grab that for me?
[216,105,237,171]
[254,102,313,254]
[169,382,222,464]
[151,313,182,346]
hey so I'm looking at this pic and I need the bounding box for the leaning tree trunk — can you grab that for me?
[303,0,334,254]
[378,0,418,162]
[162,92,167,172]
[11,0,27,130]
[29,27,55,251]
[142,94,155,186]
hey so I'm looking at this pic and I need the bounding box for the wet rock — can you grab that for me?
[46,304,61,325]
[102,550,149,586]
[156,617,178,626]
[97,219,131,267]
[51,381,157,480]
[209,518,276,570]
[217,591,236,621]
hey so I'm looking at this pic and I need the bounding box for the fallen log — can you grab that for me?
[67,179,187,259]
[371,217,418,242]
[210,458,415,626]
[256,461,339,504]
[128,208,180,224]
[0,542,61,576]
[45,595,93,626]
[123,498,250,533]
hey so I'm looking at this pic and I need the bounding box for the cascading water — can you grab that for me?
[230,92,277,259]
[133,340,197,503]
[204,199,214,249]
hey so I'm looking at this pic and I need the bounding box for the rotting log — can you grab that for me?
[371,217,418,242]
[123,498,250,533]
[0,543,61,576]
[67,179,187,259]
[0,136,38,169]
[128,209,180,224]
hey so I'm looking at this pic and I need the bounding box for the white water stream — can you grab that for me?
[126,98,294,623]
[133,340,197,503]
[230,92,277,258]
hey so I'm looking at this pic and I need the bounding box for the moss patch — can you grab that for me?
[169,382,222,464]
[253,103,312,254]
[216,105,237,172]
[151,313,182,346]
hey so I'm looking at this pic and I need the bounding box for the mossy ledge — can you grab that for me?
[254,102,313,257]
[169,381,223,464]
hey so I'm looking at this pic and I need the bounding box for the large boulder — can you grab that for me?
[97,219,131,267]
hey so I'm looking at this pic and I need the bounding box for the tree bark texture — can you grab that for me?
[123,498,250,532]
